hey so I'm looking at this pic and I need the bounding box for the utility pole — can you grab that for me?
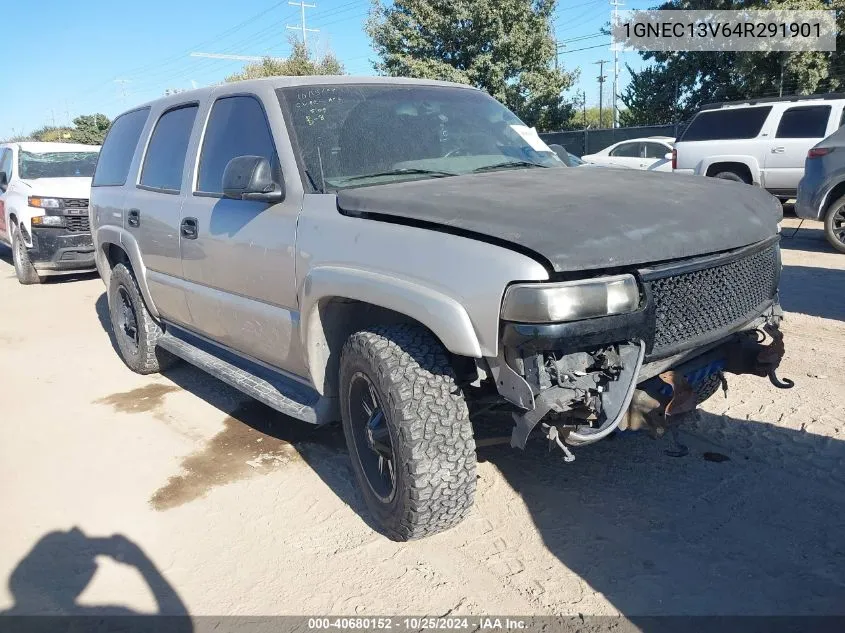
[595,60,609,128]
[114,79,130,106]
[287,0,319,56]
[582,90,587,128]
[610,0,623,128]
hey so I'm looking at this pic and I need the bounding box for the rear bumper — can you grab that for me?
[795,176,825,220]
[29,227,95,273]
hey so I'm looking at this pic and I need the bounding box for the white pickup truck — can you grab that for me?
[0,141,100,284]
[673,94,845,200]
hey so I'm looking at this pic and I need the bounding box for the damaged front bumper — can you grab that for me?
[491,303,789,453]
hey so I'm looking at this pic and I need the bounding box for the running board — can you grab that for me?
[157,329,334,425]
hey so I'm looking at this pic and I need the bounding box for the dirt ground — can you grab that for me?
[0,214,843,618]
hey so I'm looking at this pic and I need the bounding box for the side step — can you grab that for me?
[157,329,333,424]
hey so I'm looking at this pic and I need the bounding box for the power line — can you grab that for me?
[559,42,610,54]
[287,0,319,55]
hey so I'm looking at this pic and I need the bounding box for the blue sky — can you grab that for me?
[1,0,653,139]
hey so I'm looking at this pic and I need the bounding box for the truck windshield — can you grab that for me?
[277,84,563,190]
[18,151,99,179]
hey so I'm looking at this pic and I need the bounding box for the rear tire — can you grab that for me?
[107,263,177,374]
[339,324,476,541]
[823,195,845,254]
[12,227,41,285]
[712,170,749,184]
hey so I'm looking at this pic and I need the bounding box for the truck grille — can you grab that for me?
[65,216,91,232]
[646,243,779,356]
[62,198,89,209]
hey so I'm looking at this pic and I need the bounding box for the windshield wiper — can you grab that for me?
[472,160,549,173]
[342,168,458,183]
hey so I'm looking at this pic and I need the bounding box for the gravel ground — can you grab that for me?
[0,215,843,618]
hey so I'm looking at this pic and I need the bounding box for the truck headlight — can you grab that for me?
[31,215,66,227]
[501,274,640,323]
[28,196,63,209]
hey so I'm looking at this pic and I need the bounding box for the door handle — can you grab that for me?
[127,208,140,228]
[771,147,786,154]
[180,217,198,240]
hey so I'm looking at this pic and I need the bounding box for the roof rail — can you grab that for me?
[700,93,845,110]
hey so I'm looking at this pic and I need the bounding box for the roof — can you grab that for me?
[701,93,845,111]
[129,75,477,112]
[1,141,100,152]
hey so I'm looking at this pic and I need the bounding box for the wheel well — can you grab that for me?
[706,162,753,183]
[9,213,17,227]
[98,242,132,284]
[307,297,472,397]
[823,181,845,216]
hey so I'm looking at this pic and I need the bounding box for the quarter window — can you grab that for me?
[776,105,831,139]
[610,142,640,157]
[140,105,198,193]
[93,108,150,187]
[197,96,279,194]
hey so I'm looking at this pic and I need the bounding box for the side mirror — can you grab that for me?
[222,156,284,203]
[0,171,7,191]
[664,152,673,160]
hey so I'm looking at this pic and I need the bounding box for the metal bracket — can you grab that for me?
[487,348,535,411]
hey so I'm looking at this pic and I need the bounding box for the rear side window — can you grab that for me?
[776,105,831,138]
[92,108,150,187]
[610,142,640,157]
[197,96,279,194]
[644,142,669,158]
[139,105,198,193]
[681,106,772,141]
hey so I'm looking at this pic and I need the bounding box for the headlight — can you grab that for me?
[501,274,640,323]
[31,215,66,227]
[28,196,63,209]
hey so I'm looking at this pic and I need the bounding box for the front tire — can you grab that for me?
[823,195,845,254]
[12,227,41,285]
[339,325,476,541]
[107,263,177,374]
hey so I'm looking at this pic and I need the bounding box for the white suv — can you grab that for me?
[0,142,100,284]
[673,95,845,199]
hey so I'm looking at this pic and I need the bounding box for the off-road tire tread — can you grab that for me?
[12,228,41,285]
[823,195,845,254]
[340,324,476,541]
[108,263,177,375]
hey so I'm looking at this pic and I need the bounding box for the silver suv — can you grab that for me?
[91,76,790,541]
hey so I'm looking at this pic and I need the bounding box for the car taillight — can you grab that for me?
[671,148,677,170]
[808,147,833,158]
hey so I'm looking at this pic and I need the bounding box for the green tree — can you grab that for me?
[31,126,75,142]
[366,0,577,131]
[226,40,344,82]
[620,0,844,125]
[69,114,111,145]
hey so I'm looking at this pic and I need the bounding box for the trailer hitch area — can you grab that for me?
[725,323,793,389]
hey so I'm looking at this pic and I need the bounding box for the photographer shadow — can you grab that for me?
[1,527,191,626]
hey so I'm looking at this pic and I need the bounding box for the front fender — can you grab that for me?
[95,225,160,319]
[300,266,483,394]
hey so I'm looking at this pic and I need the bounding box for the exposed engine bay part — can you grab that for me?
[509,341,645,449]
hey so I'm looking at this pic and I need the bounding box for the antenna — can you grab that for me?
[287,0,319,55]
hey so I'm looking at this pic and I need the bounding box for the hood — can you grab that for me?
[18,177,93,199]
[336,168,782,273]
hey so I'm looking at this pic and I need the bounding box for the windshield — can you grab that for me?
[277,84,563,190]
[18,151,99,179]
